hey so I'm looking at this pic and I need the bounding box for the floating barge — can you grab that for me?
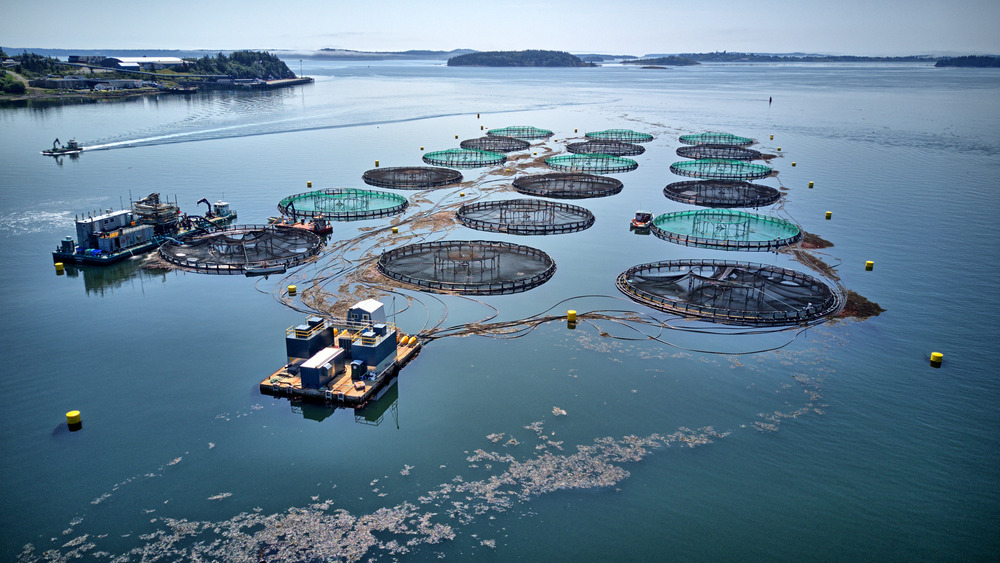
[260,299,421,406]
[52,194,235,265]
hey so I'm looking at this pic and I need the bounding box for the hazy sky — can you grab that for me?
[3,0,997,56]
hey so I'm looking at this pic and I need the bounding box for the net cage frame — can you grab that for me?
[377,240,556,295]
[670,158,773,180]
[546,153,639,173]
[663,180,782,208]
[678,132,754,146]
[615,258,841,326]
[422,148,507,168]
[362,166,463,189]
[456,198,596,235]
[277,188,409,221]
[649,209,802,251]
[460,136,530,153]
[512,172,624,199]
[566,140,646,157]
[486,126,554,140]
[584,129,654,143]
[676,144,762,161]
[158,224,322,275]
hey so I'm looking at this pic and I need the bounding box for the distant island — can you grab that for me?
[575,54,638,63]
[310,48,475,60]
[935,55,1000,67]
[623,56,699,66]
[648,51,937,63]
[447,50,593,67]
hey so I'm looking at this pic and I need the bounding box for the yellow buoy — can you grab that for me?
[567,310,577,323]
[460,192,465,197]
[791,162,797,167]
[307,181,312,188]
[533,152,537,156]
[66,410,81,425]
[770,134,774,140]
[865,261,874,271]
[777,147,782,152]
[504,168,510,172]
[477,113,480,118]
[574,128,578,133]
[825,211,832,220]
[408,335,417,346]
[420,146,424,150]
[808,181,814,188]
[481,125,484,130]
[930,352,943,368]
[287,285,296,295]
[455,134,458,139]
[554,139,557,142]
[375,160,379,167]
[54,262,64,273]
[392,226,399,234]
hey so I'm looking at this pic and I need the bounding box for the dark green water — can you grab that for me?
[1,60,998,561]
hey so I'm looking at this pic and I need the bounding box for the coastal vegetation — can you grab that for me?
[179,51,296,79]
[0,49,304,104]
[0,71,26,94]
[3,51,64,78]
[448,50,593,67]
[935,55,1000,67]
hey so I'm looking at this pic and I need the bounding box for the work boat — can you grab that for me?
[42,138,83,156]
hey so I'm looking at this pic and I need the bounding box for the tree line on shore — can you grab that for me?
[0,49,296,94]
[178,51,295,79]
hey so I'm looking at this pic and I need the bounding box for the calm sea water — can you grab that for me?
[1,60,998,561]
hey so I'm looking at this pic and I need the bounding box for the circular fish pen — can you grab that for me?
[566,140,645,157]
[423,148,506,168]
[616,259,840,326]
[277,188,408,221]
[670,159,772,180]
[159,225,322,276]
[585,129,654,143]
[486,126,554,140]
[460,136,530,153]
[676,144,762,161]
[650,209,801,251]
[456,198,595,235]
[512,173,623,199]
[362,166,463,190]
[679,132,754,146]
[663,180,781,208]
[377,240,556,295]
[547,154,638,173]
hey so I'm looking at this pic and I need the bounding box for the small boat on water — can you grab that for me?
[42,138,83,156]
[630,210,653,232]
[268,216,333,236]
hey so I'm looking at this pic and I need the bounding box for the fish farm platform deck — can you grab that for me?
[260,341,422,406]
